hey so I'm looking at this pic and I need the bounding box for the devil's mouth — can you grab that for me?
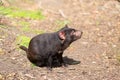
[74,31,82,40]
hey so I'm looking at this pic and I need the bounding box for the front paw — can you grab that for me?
[62,63,68,67]
[47,67,52,71]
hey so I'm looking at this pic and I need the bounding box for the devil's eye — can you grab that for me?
[71,30,75,35]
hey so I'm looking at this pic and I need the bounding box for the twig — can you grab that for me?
[59,9,67,18]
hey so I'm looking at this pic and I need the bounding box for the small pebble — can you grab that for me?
[92,61,96,64]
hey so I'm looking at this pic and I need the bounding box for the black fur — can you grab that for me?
[20,25,82,70]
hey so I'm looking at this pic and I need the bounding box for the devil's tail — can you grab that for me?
[19,46,28,52]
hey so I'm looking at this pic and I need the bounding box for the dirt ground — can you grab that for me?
[0,0,120,80]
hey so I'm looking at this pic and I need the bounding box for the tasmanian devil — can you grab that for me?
[20,25,82,70]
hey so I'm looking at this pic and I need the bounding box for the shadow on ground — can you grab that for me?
[52,56,80,67]
[63,56,80,65]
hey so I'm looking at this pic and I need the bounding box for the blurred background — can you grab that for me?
[0,0,120,80]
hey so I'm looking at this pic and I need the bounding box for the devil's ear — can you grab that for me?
[60,24,69,30]
[59,31,66,40]
[64,24,68,28]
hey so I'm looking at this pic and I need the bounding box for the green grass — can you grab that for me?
[56,20,70,27]
[115,48,120,62]
[19,21,31,32]
[0,6,45,20]
[32,29,45,35]
[0,25,8,28]
[21,26,31,32]
[111,44,120,62]
[0,1,3,5]
[17,21,45,34]
[31,63,36,67]
[55,20,70,31]
[117,56,120,62]
[16,35,31,47]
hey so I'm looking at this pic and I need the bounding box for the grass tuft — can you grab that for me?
[16,35,31,47]
[55,20,70,31]
[31,63,36,67]
[0,6,45,20]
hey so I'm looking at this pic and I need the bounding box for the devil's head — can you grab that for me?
[58,25,83,45]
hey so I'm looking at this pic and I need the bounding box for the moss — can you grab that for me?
[0,6,45,20]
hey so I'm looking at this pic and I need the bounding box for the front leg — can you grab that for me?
[57,52,67,67]
[47,55,53,71]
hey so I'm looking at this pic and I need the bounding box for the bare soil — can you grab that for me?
[0,0,120,80]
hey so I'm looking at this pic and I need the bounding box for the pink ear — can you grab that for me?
[59,31,65,40]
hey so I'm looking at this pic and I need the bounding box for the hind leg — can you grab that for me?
[29,57,45,67]
[34,61,45,67]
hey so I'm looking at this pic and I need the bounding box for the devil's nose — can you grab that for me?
[77,30,83,35]
[81,31,83,35]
